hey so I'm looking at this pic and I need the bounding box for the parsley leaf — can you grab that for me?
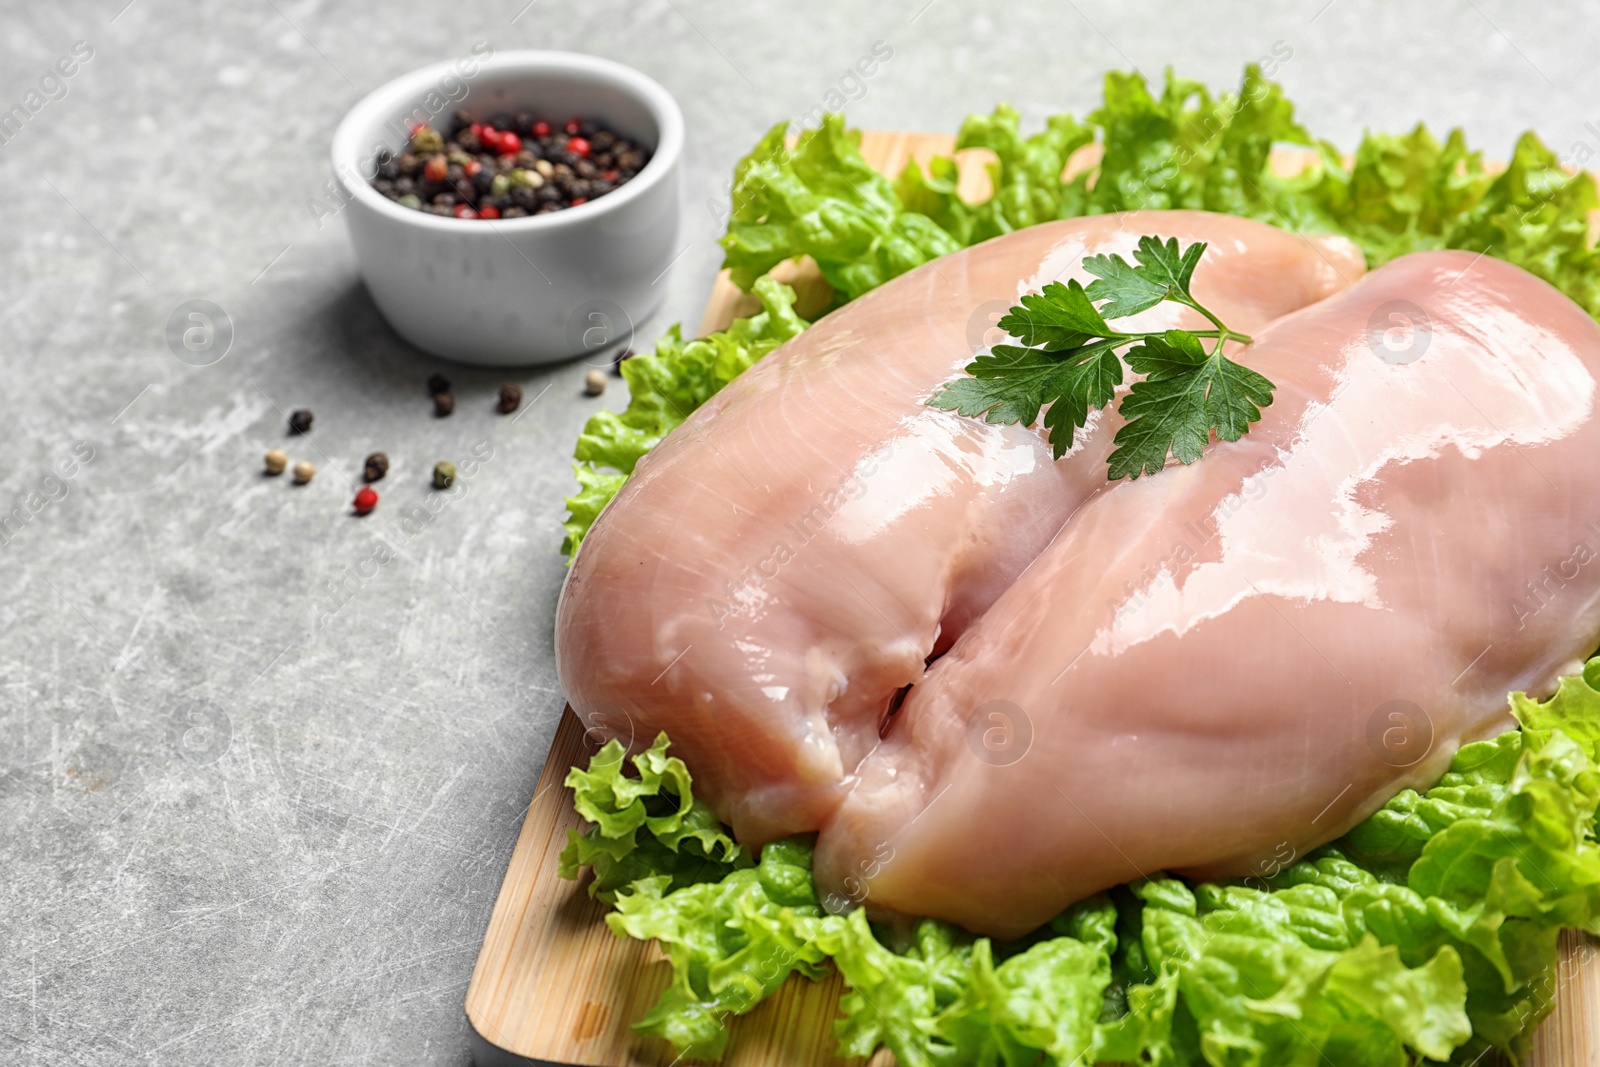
[929,235,1270,478]
[996,280,1109,348]
[930,341,1123,458]
[1084,235,1208,319]
[1109,332,1275,479]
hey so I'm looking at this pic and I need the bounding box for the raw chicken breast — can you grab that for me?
[814,250,1600,939]
[557,211,1363,844]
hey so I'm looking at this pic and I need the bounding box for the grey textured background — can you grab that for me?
[1,1,1595,1064]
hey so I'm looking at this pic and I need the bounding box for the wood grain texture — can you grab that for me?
[467,129,1600,1067]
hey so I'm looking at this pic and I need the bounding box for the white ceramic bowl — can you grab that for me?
[332,50,683,366]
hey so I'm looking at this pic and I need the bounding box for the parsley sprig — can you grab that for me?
[929,235,1274,480]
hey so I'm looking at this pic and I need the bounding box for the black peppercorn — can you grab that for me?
[612,347,636,375]
[288,409,313,435]
[434,391,455,417]
[427,373,451,395]
[363,452,389,482]
[498,383,522,414]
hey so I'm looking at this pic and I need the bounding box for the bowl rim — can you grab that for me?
[330,49,684,234]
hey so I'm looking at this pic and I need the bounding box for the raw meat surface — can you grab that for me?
[557,211,1363,845]
[814,250,1600,938]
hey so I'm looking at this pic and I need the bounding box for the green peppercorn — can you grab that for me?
[409,125,444,154]
[432,461,457,489]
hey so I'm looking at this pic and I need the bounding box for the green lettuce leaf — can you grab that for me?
[720,114,963,302]
[560,660,1600,1066]
[560,275,807,557]
[557,732,747,903]
[565,62,1600,557]
[953,104,1094,242]
[607,837,834,1059]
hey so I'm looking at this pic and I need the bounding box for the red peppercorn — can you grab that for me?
[463,159,482,178]
[479,127,502,153]
[570,197,588,207]
[352,486,378,515]
[567,136,591,159]
[423,156,448,183]
[452,204,478,219]
[409,121,427,136]
[533,120,551,138]
[601,169,618,182]
[478,204,500,220]
[564,118,581,135]
[495,131,522,156]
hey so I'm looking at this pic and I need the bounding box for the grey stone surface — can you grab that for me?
[1,1,1596,1064]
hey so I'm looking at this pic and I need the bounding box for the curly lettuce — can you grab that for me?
[560,661,1600,1066]
[560,275,806,557]
[558,733,746,903]
[562,63,1600,558]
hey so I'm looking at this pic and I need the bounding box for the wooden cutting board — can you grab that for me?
[464,131,1600,1067]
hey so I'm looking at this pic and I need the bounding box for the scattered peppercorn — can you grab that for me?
[433,461,457,489]
[498,383,522,414]
[264,449,288,475]
[612,347,636,375]
[352,486,379,515]
[584,370,607,396]
[363,452,389,482]
[427,373,450,395]
[292,460,316,484]
[434,391,455,417]
[288,409,314,435]
[372,117,649,218]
